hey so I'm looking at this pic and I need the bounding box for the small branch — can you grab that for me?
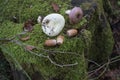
[0,31,27,45]
[47,56,78,67]
[0,31,79,67]
[11,39,78,67]
[88,57,120,79]
[94,59,110,80]
[86,59,100,67]
[111,55,120,61]
[35,47,80,56]
[27,48,78,68]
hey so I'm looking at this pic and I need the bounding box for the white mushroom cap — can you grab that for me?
[65,10,71,15]
[42,13,65,37]
[37,16,42,24]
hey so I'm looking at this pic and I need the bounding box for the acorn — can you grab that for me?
[44,39,57,47]
[67,29,78,37]
[57,35,64,45]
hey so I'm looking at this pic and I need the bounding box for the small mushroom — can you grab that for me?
[57,35,64,45]
[44,39,57,47]
[65,10,71,15]
[37,16,42,24]
[42,13,65,37]
[67,29,78,37]
[69,7,83,24]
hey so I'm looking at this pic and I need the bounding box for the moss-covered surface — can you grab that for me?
[0,0,114,80]
[0,21,87,80]
[0,50,12,80]
[88,0,114,63]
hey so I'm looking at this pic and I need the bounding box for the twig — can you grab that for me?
[26,48,78,68]
[88,57,120,79]
[94,59,110,80]
[34,46,80,56]
[86,59,100,67]
[47,56,78,67]
[0,31,27,45]
[88,63,106,76]
[111,55,120,61]
[11,39,78,67]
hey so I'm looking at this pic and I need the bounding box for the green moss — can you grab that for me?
[0,19,87,80]
[0,0,70,23]
[0,0,114,80]
[88,7,114,63]
[81,29,92,48]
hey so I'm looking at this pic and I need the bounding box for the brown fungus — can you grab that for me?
[69,7,83,24]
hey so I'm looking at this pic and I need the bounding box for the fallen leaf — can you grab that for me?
[23,19,34,32]
[25,45,35,51]
[51,2,59,12]
[20,36,30,41]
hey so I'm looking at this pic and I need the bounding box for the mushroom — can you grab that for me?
[37,16,42,24]
[69,7,83,24]
[42,13,65,37]
[65,10,71,15]
[67,29,78,37]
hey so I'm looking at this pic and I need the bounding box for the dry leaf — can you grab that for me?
[51,2,59,12]
[25,45,35,51]
[20,36,30,41]
[23,19,34,32]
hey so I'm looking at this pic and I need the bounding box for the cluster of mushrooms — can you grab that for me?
[37,7,83,47]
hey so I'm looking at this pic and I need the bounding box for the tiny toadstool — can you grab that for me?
[69,7,83,24]
[42,13,65,37]
[37,16,42,24]
[65,10,71,15]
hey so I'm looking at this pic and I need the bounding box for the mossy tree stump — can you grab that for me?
[0,0,114,80]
